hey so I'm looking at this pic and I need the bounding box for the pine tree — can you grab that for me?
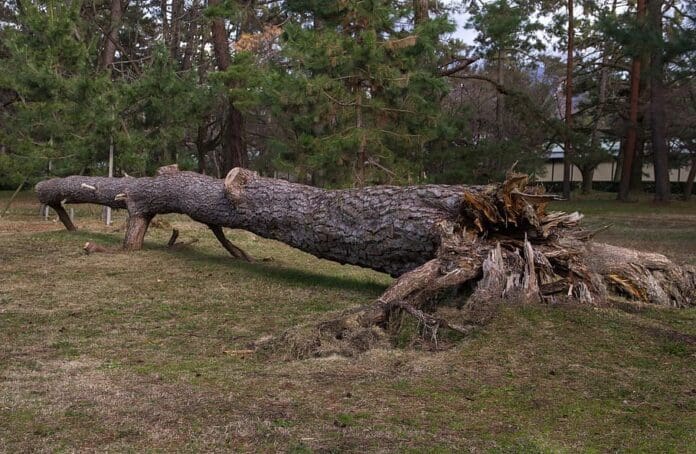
[0,1,215,182]
[263,0,455,187]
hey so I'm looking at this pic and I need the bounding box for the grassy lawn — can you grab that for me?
[1,190,695,452]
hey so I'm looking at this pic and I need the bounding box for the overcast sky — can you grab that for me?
[451,12,477,45]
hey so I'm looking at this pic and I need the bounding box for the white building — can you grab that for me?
[534,144,693,183]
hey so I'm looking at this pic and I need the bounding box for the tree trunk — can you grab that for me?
[563,0,574,200]
[123,214,153,250]
[35,168,696,356]
[181,0,200,71]
[496,49,505,141]
[37,168,695,316]
[209,0,231,70]
[100,0,124,70]
[618,0,645,201]
[196,123,211,174]
[580,166,594,194]
[414,0,429,25]
[648,0,670,203]
[170,0,184,61]
[683,155,696,201]
[161,0,170,53]
[222,103,247,172]
[209,0,247,172]
[356,89,366,187]
[630,129,645,194]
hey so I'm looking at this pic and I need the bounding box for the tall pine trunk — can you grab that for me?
[496,49,505,140]
[100,0,124,70]
[630,125,645,193]
[683,156,696,201]
[181,0,200,71]
[648,0,670,202]
[209,0,247,174]
[414,0,429,25]
[170,0,184,61]
[562,0,574,200]
[586,0,616,195]
[580,166,594,194]
[618,0,645,201]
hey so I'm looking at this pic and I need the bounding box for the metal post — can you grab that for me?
[43,159,52,221]
[105,135,114,225]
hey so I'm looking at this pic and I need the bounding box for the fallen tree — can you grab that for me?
[36,166,695,356]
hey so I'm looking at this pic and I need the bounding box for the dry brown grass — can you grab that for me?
[1,191,695,452]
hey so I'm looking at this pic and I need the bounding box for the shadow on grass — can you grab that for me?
[28,229,123,247]
[42,229,389,296]
[165,245,390,295]
[38,229,124,246]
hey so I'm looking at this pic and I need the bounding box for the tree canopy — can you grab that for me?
[1,0,694,199]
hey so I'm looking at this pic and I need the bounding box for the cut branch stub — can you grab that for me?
[157,164,180,176]
[224,167,258,203]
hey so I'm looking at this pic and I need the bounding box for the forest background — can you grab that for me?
[0,0,694,201]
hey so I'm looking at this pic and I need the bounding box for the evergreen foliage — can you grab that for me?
[0,0,693,195]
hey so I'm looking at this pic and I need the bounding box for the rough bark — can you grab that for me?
[563,0,574,200]
[648,0,670,203]
[170,0,184,61]
[209,0,231,70]
[222,104,247,172]
[36,168,695,356]
[181,0,201,71]
[618,0,645,201]
[36,176,131,210]
[123,214,152,251]
[683,156,696,201]
[580,166,594,194]
[100,0,124,70]
[224,167,466,275]
[37,167,694,299]
[414,0,429,25]
[630,127,646,194]
[208,0,247,172]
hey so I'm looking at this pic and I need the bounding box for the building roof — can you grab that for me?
[547,141,620,160]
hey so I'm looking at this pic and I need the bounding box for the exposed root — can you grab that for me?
[259,171,695,359]
[586,243,696,308]
[384,301,475,344]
